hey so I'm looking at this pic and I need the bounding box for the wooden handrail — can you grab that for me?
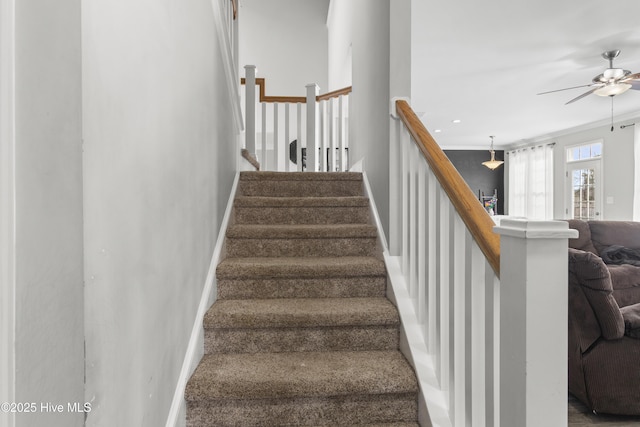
[316,86,353,101]
[241,78,352,104]
[395,100,501,276]
[231,0,237,19]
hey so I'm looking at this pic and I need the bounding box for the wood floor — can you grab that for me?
[569,394,640,426]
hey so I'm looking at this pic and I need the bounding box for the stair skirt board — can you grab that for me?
[173,171,425,427]
[165,172,241,427]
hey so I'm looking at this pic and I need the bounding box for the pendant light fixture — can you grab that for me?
[482,136,504,170]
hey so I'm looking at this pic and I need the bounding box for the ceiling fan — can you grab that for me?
[538,50,640,105]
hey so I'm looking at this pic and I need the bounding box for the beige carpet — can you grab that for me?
[185,172,419,426]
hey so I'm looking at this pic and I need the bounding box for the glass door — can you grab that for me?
[566,159,602,220]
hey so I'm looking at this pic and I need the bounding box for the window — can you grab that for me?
[567,141,602,162]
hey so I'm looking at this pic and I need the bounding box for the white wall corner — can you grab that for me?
[390,96,410,119]
[0,0,16,425]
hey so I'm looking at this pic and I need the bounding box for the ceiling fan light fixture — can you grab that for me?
[594,82,632,97]
[482,136,504,170]
[603,68,626,80]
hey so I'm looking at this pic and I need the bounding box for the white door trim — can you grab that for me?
[0,0,16,425]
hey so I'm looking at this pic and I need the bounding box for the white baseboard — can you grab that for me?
[165,171,239,427]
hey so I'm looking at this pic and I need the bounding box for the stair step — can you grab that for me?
[227,224,377,239]
[216,256,386,280]
[204,298,399,353]
[238,172,363,198]
[217,276,387,300]
[234,196,370,225]
[187,393,418,426]
[206,298,398,329]
[225,224,378,257]
[185,351,418,425]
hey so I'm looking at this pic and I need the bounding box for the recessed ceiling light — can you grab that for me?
[452,119,461,124]
[434,129,442,133]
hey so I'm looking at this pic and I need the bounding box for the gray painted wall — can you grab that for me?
[14,0,84,426]
[82,1,237,426]
[504,116,639,220]
[239,0,329,95]
[550,118,638,220]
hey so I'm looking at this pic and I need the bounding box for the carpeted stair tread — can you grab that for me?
[307,424,420,427]
[227,224,378,239]
[234,196,369,208]
[185,350,418,401]
[205,297,399,329]
[216,256,386,279]
[239,171,363,181]
[217,276,387,300]
[239,172,363,197]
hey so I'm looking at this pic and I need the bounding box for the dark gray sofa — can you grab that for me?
[567,220,640,415]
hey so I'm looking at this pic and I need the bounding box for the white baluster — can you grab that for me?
[261,102,267,170]
[417,160,427,327]
[328,98,335,171]
[296,103,302,172]
[401,129,410,276]
[285,104,290,172]
[244,65,256,158]
[427,168,438,352]
[485,263,498,427]
[452,214,466,426]
[273,103,279,171]
[319,101,325,172]
[338,96,345,172]
[437,188,451,398]
[468,236,486,426]
[306,84,319,172]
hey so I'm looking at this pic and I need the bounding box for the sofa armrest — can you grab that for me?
[569,248,624,340]
[621,303,640,338]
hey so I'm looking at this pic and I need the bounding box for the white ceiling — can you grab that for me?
[411,0,640,149]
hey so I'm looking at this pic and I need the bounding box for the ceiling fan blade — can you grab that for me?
[565,87,600,105]
[621,72,640,82]
[537,83,594,95]
[620,73,640,90]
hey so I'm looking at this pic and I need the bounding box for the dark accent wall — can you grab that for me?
[444,150,505,215]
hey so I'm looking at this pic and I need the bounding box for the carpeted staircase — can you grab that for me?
[185,171,419,426]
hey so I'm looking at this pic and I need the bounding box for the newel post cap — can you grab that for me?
[494,219,578,240]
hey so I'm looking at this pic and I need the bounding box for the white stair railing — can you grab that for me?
[389,98,577,427]
[242,65,350,172]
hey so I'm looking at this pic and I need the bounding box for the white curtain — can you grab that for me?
[508,144,554,219]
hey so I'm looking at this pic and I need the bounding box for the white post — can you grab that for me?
[306,84,319,172]
[494,219,577,427]
[244,65,256,158]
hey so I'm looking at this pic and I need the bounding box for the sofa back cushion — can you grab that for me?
[566,219,598,255]
[568,248,624,341]
[589,221,640,255]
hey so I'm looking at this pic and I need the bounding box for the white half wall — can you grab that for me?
[82,0,237,426]
[239,0,329,95]
[13,0,84,426]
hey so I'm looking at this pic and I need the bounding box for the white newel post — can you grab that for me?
[495,219,578,427]
[244,65,256,158]
[306,84,319,172]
